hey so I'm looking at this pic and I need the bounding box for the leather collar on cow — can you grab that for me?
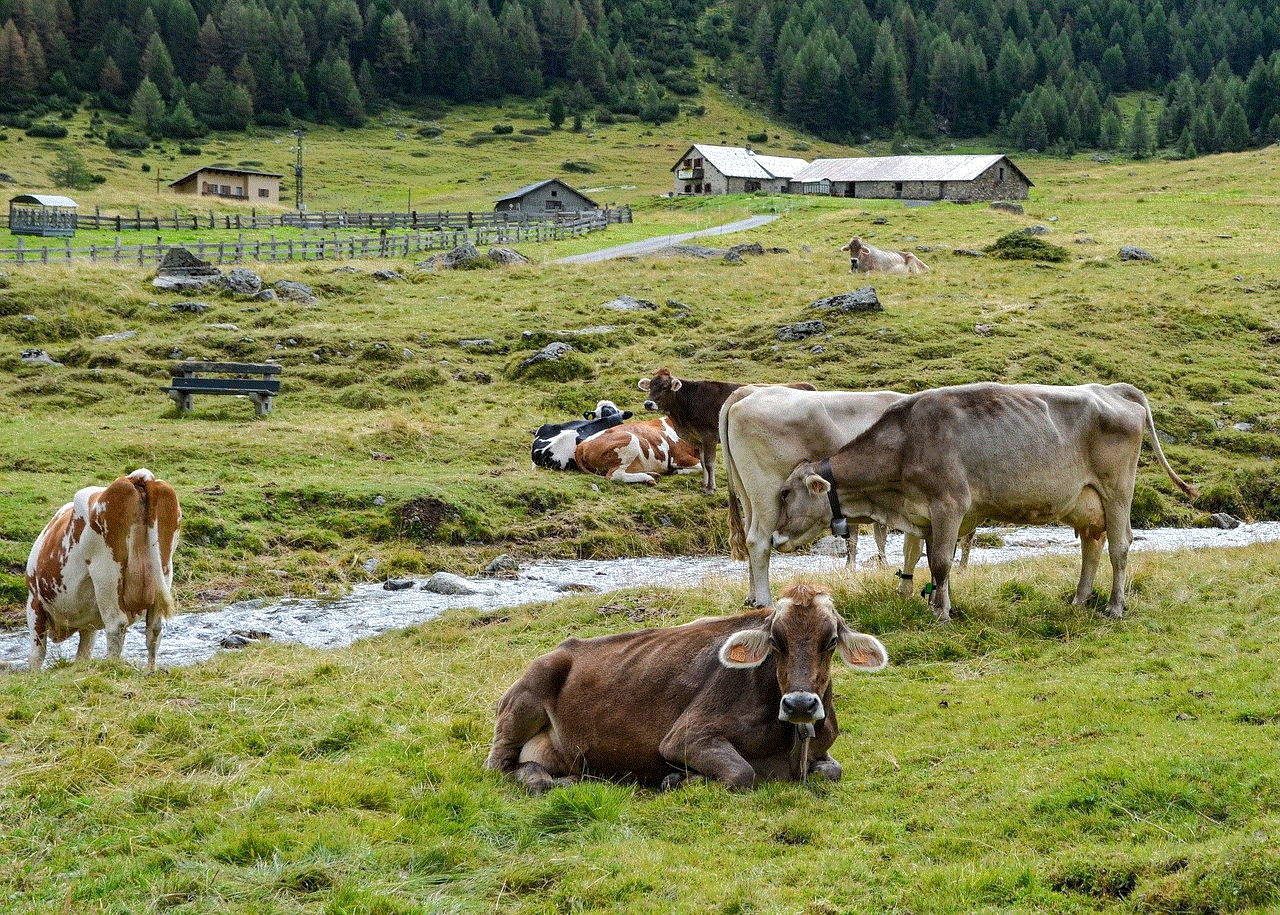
[818,460,849,539]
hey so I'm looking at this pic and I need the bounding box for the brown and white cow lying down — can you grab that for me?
[485,583,888,792]
[26,468,182,672]
[573,416,702,485]
[638,369,816,494]
[772,383,1197,621]
[841,236,929,275]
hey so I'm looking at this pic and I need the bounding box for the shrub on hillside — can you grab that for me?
[105,128,148,150]
[985,232,1070,262]
[25,122,68,138]
[491,124,513,134]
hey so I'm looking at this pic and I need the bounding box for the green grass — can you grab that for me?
[2,548,1279,914]
[3,91,1280,911]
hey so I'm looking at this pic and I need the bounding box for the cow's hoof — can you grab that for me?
[809,760,842,782]
[660,772,698,791]
[1105,605,1125,619]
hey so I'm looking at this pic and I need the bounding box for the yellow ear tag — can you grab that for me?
[728,645,750,664]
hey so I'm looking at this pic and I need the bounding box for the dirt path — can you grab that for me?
[552,214,780,264]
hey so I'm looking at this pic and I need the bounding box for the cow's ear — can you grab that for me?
[803,473,831,497]
[637,378,651,392]
[719,627,771,668]
[670,378,682,391]
[839,242,850,252]
[836,624,888,671]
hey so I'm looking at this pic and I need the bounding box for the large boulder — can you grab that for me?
[153,246,222,290]
[487,247,530,265]
[274,280,317,304]
[222,267,263,296]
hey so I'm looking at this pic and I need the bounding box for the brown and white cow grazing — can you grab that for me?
[638,368,816,494]
[485,582,888,792]
[26,468,181,672]
[573,416,702,484]
[841,236,929,275]
[772,383,1196,621]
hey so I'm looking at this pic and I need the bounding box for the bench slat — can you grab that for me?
[171,361,282,375]
[165,378,282,394]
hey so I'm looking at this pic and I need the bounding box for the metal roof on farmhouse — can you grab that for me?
[10,193,78,207]
[496,178,598,207]
[674,144,809,180]
[792,154,1032,186]
[168,165,284,186]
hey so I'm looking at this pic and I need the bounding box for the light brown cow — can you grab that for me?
[573,416,702,485]
[841,236,929,275]
[772,383,1196,621]
[638,368,816,494]
[721,384,915,607]
[26,468,182,672]
[485,582,888,792]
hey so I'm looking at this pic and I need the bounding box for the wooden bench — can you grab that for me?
[164,361,282,417]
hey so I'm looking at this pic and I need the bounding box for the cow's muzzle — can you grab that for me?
[779,691,824,723]
[643,399,658,411]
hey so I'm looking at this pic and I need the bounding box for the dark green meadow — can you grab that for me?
[2,108,1280,912]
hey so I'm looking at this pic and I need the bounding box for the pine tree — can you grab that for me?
[48,146,95,189]
[548,92,565,129]
[1176,126,1196,158]
[1099,110,1122,149]
[130,77,165,135]
[1128,100,1152,158]
[1216,100,1250,152]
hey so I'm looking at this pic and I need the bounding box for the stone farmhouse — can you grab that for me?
[670,147,1031,202]
[671,144,809,196]
[169,166,283,204]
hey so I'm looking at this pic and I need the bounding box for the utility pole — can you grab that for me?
[293,127,305,211]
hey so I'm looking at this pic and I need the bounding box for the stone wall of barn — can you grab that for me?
[957,161,1030,201]
[506,184,596,213]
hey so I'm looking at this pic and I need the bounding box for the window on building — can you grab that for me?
[894,182,903,197]
[258,188,269,198]
[221,185,231,195]
[703,183,711,193]
[694,158,702,167]
[999,167,1005,182]
[684,184,691,194]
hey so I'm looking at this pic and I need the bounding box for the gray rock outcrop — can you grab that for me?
[778,320,826,341]
[810,286,882,312]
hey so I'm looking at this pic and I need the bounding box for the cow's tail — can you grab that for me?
[1139,394,1198,499]
[720,389,750,561]
[131,471,178,619]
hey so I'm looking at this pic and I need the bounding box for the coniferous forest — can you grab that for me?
[1,0,1279,156]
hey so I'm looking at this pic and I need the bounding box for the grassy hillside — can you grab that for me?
[2,97,1280,914]
[4,130,1280,614]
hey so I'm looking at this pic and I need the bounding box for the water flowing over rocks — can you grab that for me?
[6,524,1280,670]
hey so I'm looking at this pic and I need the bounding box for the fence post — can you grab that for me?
[114,235,121,263]
[65,238,71,262]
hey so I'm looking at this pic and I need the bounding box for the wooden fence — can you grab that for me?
[0,205,630,233]
[0,211,625,267]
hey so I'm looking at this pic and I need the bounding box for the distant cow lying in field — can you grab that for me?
[26,468,181,673]
[841,236,929,275]
[638,368,816,494]
[531,400,633,470]
[485,582,889,792]
[574,416,702,484]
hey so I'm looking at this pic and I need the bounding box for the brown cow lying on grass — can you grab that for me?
[484,582,888,792]
[573,416,702,485]
[841,236,929,275]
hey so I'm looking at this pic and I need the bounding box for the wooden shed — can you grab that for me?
[495,179,599,214]
[8,193,78,237]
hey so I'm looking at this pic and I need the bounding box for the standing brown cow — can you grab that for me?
[485,582,888,792]
[638,368,816,494]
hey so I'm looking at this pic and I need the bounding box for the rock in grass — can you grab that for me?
[171,300,210,314]
[422,572,479,595]
[484,555,520,577]
[601,294,657,311]
[1119,245,1156,262]
[777,320,826,341]
[487,247,530,265]
[382,578,415,591]
[20,348,61,366]
[222,268,262,295]
[275,280,317,304]
[810,287,881,312]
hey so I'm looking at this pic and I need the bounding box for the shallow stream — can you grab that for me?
[6,522,1280,670]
